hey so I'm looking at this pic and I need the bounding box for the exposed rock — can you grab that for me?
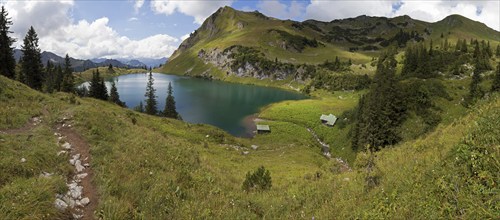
[61,142,72,149]
[76,173,88,179]
[57,150,67,156]
[54,198,68,210]
[40,172,53,178]
[70,154,81,165]
[83,163,90,167]
[68,184,83,199]
[251,145,259,150]
[80,197,90,206]
[242,151,250,155]
[72,214,83,219]
[20,158,26,163]
[75,160,85,172]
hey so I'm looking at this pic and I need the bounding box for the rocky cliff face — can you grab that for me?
[198,46,311,81]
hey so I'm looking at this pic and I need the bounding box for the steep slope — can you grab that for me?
[161,7,499,86]
[1,75,498,218]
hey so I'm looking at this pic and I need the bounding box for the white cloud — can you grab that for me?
[305,0,395,21]
[4,0,180,59]
[304,0,499,31]
[180,33,191,41]
[257,0,305,20]
[43,17,179,59]
[134,0,145,13]
[394,1,499,31]
[128,17,139,22]
[150,0,233,24]
[5,0,74,41]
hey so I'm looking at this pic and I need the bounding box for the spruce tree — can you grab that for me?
[352,49,406,151]
[109,81,125,106]
[44,60,55,93]
[466,61,485,105]
[0,6,16,79]
[60,54,74,92]
[460,39,468,53]
[99,78,109,100]
[134,101,144,113]
[491,63,500,92]
[20,26,43,90]
[144,72,157,115]
[496,45,500,57]
[89,69,108,100]
[163,82,179,119]
[55,65,63,91]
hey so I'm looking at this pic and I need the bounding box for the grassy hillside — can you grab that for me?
[160,7,500,88]
[74,67,146,84]
[2,59,498,220]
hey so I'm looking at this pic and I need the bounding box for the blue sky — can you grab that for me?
[2,0,498,60]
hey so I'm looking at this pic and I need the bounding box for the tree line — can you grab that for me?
[352,38,500,152]
[0,7,74,93]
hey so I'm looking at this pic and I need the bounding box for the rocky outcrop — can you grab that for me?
[198,46,312,81]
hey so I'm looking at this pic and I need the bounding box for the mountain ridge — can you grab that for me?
[161,6,499,84]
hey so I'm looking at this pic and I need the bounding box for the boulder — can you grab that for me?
[61,142,71,149]
[75,160,85,172]
[20,158,26,163]
[80,197,90,206]
[54,198,68,210]
[251,145,259,150]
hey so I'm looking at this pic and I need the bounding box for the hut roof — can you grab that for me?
[256,125,270,131]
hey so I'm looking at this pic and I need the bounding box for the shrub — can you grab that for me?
[242,166,272,191]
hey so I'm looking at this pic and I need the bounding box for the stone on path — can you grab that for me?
[61,142,71,149]
[54,198,68,210]
[75,160,85,172]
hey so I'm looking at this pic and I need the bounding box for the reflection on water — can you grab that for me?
[81,73,307,137]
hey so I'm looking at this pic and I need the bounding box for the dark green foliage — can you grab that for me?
[162,82,180,119]
[465,67,484,106]
[352,49,406,151]
[144,72,157,115]
[60,54,74,93]
[20,26,43,90]
[43,61,55,93]
[491,63,500,92]
[401,43,436,78]
[380,29,423,47]
[310,72,371,92]
[268,29,319,52]
[134,101,144,113]
[496,45,500,57]
[242,166,272,191]
[319,56,351,72]
[88,69,108,100]
[108,82,125,107]
[0,6,16,79]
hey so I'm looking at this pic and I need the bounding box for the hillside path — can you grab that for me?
[55,119,98,220]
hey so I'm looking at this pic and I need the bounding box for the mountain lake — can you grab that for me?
[81,73,308,137]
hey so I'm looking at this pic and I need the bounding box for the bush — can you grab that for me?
[242,166,272,191]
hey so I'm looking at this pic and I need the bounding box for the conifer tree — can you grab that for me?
[466,60,485,105]
[352,49,406,151]
[163,82,180,119]
[60,54,74,92]
[44,60,55,93]
[134,101,144,113]
[491,63,500,92]
[20,26,43,90]
[460,39,468,53]
[0,6,16,79]
[108,81,125,106]
[89,69,108,100]
[144,72,157,115]
[496,45,500,57]
[55,65,63,91]
[443,38,449,51]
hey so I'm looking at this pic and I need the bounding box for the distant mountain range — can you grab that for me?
[14,49,167,72]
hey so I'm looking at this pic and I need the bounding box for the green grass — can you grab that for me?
[1,74,499,219]
[74,67,146,84]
